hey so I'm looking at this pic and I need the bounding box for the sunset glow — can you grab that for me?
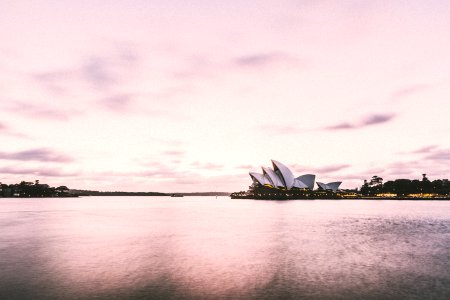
[1,0,450,192]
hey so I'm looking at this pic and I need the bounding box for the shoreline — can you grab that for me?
[231,195,450,201]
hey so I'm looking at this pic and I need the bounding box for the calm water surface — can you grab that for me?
[1,197,450,299]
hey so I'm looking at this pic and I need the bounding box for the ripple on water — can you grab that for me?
[0,197,450,299]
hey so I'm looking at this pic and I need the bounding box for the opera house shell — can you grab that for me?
[249,160,342,192]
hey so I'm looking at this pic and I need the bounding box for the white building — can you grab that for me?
[249,160,342,192]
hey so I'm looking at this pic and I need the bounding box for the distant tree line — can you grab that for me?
[0,180,71,198]
[360,174,450,197]
[1,183,227,198]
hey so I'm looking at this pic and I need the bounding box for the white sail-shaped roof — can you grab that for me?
[246,160,343,192]
[271,160,295,190]
[297,174,316,190]
[293,179,308,189]
[249,172,268,186]
[316,182,328,190]
[316,181,342,192]
[263,174,274,187]
[326,182,342,192]
[262,167,285,188]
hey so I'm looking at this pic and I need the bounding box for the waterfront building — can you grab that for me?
[316,182,342,192]
[248,160,342,192]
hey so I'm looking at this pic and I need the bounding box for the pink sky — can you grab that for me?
[1,0,450,192]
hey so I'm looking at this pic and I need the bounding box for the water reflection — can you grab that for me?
[1,198,450,299]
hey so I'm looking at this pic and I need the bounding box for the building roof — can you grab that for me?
[247,160,342,191]
[262,167,285,188]
[316,181,342,192]
[272,160,295,190]
[297,174,316,190]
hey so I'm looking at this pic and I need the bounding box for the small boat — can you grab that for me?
[171,194,184,197]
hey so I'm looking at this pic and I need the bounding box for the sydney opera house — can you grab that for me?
[231,160,343,199]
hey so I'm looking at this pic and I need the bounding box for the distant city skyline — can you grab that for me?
[1,0,450,192]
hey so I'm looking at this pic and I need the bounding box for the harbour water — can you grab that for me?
[1,197,450,299]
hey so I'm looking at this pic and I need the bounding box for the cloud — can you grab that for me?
[354,158,450,183]
[325,122,355,130]
[313,164,351,173]
[96,93,169,117]
[411,145,438,154]
[2,101,80,121]
[99,93,134,111]
[293,164,350,174]
[261,113,396,135]
[424,149,450,161]
[362,114,395,126]
[324,113,395,131]
[0,148,73,163]
[139,169,181,178]
[236,164,257,170]
[396,145,440,157]
[234,52,303,69]
[0,121,29,138]
[235,53,281,66]
[404,146,450,162]
[383,161,421,177]
[391,84,430,99]
[31,48,144,117]
[258,112,396,138]
[162,150,185,157]
[82,56,117,88]
[171,54,217,80]
[387,161,421,169]
[80,45,140,90]
[32,43,140,93]
[0,166,79,177]
[33,70,76,94]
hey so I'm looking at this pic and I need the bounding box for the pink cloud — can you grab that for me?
[99,93,134,111]
[0,166,79,177]
[325,122,355,130]
[32,44,140,94]
[0,121,28,139]
[82,56,117,89]
[162,150,185,157]
[234,52,304,70]
[236,164,256,170]
[391,84,430,99]
[0,148,74,163]
[235,52,284,66]
[402,146,450,162]
[362,114,395,125]
[262,113,396,135]
[33,70,77,94]
[293,164,350,174]
[349,158,450,184]
[425,149,450,161]
[324,113,396,131]
[3,101,81,121]
[411,145,438,154]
